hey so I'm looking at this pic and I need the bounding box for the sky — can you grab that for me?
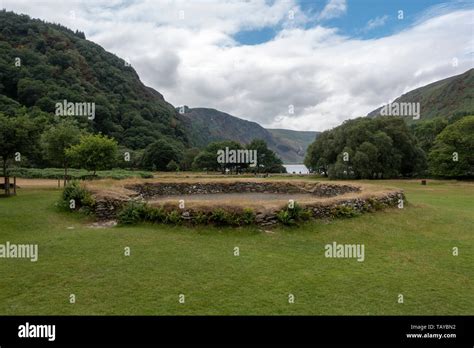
[1,0,473,131]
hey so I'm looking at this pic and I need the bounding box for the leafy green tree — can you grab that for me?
[17,78,47,107]
[41,120,82,185]
[428,116,474,178]
[180,147,200,171]
[246,139,286,173]
[0,114,37,179]
[192,151,219,171]
[305,116,425,179]
[166,160,179,172]
[192,140,243,172]
[141,139,181,171]
[66,134,118,176]
[410,117,448,153]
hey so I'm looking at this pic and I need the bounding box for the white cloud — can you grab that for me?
[2,1,473,132]
[364,15,388,32]
[318,0,347,20]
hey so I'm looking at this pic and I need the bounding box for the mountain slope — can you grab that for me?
[180,106,319,163]
[0,10,188,151]
[0,10,319,163]
[267,128,319,160]
[367,69,474,120]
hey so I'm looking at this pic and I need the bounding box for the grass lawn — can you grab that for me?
[0,179,472,315]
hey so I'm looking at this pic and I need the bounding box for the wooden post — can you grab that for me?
[5,176,9,196]
[13,176,16,195]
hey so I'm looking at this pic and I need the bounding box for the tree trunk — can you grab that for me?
[2,158,6,178]
[64,163,68,187]
[2,158,7,191]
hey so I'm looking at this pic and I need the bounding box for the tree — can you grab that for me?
[192,151,219,171]
[66,134,118,176]
[428,116,474,178]
[166,160,179,172]
[246,139,286,173]
[0,114,37,180]
[141,139,181,171]
[192,140,244,172]
[17,78,46,107]
[41,120,82,185]
[180,147,200,171]
[410,117,448,153]
[304,116,426,179]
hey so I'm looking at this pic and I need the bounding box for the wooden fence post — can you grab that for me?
[5,176,10,196]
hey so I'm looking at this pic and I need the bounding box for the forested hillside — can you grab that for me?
[0,10,188,154]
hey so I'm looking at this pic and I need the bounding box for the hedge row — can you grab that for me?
[9,167,154,180]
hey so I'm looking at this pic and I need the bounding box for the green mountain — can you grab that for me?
[0,10,318,164]
[0,10,188,151]
[267,128,319,160]
[367,69,474,120]
[180,106,319,163]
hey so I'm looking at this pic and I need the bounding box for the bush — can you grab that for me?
[277,202,312,225]
[226,212,242,226]
[210,208,230,225]
[241,208,256,225]
[117,202,147,225]
[193,211,209,225]
[277,210,295,225]
[59,181,94,211]
[165,210,183,224]
[143,206,167,223]
[330,205,360,218]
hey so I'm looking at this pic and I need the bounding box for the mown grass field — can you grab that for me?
[0,179,472,315]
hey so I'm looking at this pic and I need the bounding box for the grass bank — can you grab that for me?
[0,179,472,315]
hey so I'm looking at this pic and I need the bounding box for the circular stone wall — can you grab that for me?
[89,179,404,226]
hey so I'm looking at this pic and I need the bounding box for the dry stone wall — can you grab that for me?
[124,182,360,198]
[91,181,404,225]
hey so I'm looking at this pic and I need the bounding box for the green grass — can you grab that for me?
[0,180,472,315]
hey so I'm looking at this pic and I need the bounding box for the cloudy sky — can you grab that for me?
[2,0,473,131]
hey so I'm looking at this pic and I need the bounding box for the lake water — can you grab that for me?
[283,164,310,174]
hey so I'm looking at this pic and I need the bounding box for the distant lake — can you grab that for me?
[283,164,310,174]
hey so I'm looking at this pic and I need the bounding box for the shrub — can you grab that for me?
[226,212,242,226]
[330,205,360,218]
[241,208,256,225]
[59,180,95,211]
[277,210,296,225]
[277,202,312,225]
[165,210,183,224]
[210,208,229,225]
[117,201,147,225]
[143,206,167,223]
[193,211,209,225]
[298,208,313,221]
